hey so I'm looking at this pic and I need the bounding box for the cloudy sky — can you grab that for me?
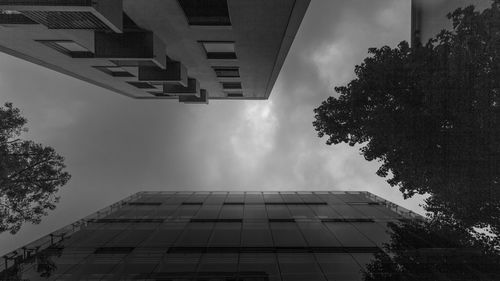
[0,0,429,255]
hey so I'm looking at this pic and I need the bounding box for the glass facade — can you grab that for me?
[2,191,496,280]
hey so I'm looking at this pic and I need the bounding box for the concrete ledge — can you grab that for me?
[163,78,200,96]
[179,89,209,104]
[138,61,188,86]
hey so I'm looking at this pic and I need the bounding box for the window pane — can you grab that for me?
[323,222,376,247]
[288,205,315,219]
[266,205,291,219]
[198,253,238,272]
[220,205,243,219]
[245,193,264,204]
[278,253,322,275]
[214,66,239,77]
[270,222,306,247]
[310,205,341,219]
[193,205,221,219]
[174,222,214,246]
[351,223,392,247]
[202,42,235,53]
[239,253,280,276]
[222,82,242,89]
[241,222,273,247]
[208,222,241,247]
[155,253,201,272]
[178,0,231,26]
[297,222,341,247]
[315,253,363,279]
[244,205,268,220]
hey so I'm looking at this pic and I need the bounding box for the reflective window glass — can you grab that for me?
[323,223,376,247]
[352,223,392,247]
[198,253,238,272]
[266,205,291,219]
[263,193,283,203]
[244,193,264,204]
[270,222,306,247]
[174,222,215,247]
[208,222,242,247]
[219,205,243,219]
[239,253,280,276]
[315,253,363,279]
[297,222,342,247]
[155,253,201,272]
[193,205,221,219]
[241,222,273,247]
[243,205,268,220]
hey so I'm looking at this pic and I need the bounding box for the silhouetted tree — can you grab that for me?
[0,102,70,234]
[313,1,500,235]
[363,218,500,280]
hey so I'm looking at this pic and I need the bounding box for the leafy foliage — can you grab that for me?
[313,1,500,234]
[363,218,500,280]
[0,103,70,234]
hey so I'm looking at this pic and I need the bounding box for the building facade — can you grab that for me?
[411,0,491,46]
[1,191,427,281]
[0,0,310,104]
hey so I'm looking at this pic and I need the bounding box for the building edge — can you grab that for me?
[263,0,310,99]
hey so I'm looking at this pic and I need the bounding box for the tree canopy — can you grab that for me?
[363,218,500,280]
[313,1,500,234]
[0,102,70,234]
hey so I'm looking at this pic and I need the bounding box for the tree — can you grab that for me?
[363,218,500,280]
[0,102,70,234]
[313,1,500,235]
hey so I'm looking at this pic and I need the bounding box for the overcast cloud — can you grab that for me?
[0,0,428,255]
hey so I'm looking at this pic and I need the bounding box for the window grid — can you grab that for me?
[3,191,415,281]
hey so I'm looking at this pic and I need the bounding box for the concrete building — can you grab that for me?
[0,0,310,104]
[411,0,491,46]
[0,191,426,280]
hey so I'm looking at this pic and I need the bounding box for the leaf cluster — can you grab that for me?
[0,103,70,234]
[363,218,500,280]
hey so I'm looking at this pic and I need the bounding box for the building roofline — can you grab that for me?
[264,0,310,99]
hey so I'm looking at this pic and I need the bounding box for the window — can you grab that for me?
[94,66,134,77]
[95,218,164,223]
[268,218,295,222]
[36,40,93,58]
[213,66,239,78]
[227,93,243,98]
[128,202,162,206]
[127,81,156,89]
[190,219,242,223]
[222,82,242,90]
[201,41,236,59]
[265,202,327,205]
[321,218,374,223]
[178,0,231,26]
[94,247,134,254]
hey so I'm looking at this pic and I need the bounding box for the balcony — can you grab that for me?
[95,31,166,69]
[0,0,122,32]
[163,78,200,96]
[138,60,188,87]
[179,89,209,104]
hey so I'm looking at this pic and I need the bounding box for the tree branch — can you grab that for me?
[6,157,50,182]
